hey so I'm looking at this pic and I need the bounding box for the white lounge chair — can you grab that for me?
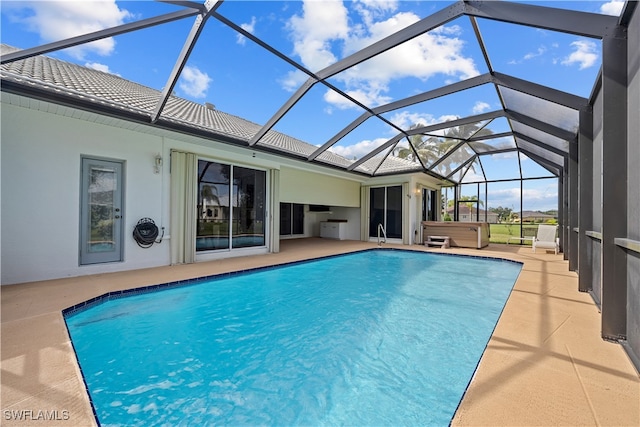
[532,224,559,254]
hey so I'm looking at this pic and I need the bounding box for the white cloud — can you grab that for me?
[328,137,388,159]
[352,0,398,28]
[600,1,624,16]
[357,0,398,13]
[509,45,547,65]
[84,62,119,76]
[279,69,310,93]
[389,110,459,132]
[523,46,547,60]
[491,151,518,159]
[562,40,598,70]
[472,101,490,114]
[324,86,392,109]
[483,135,517,152]
[390,111,435,129]
[522,187,558,211]
[486,185,558,211]
[284,1,478,109]
[337,18,478,99]
[286,0,350,72]
[3,1,131,60]
[462,168,485,182]
[486,187,522,210]
[237,16,257,46]
[178,66,212,99]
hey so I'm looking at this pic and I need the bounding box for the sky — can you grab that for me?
[1,0,626,212]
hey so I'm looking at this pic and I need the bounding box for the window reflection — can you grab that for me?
[197,160,265,251]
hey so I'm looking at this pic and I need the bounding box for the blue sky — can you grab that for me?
[1,0,625,211]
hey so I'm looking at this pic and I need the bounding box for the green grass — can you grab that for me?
[490,224,539,245]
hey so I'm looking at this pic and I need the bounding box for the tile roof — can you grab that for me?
[1,44,428,177]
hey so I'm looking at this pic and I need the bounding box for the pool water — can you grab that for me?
[196,234,265,251]
[65,249,521,426]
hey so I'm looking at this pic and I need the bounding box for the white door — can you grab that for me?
[80,157,124,265]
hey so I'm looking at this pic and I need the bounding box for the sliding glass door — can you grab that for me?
[232,166,266,248]
[369,185,403,240]
[197,160,265,252]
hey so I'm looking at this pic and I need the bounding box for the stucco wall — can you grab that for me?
[279,166,361,207]
[1,103,169,284]
[1,99,373,284]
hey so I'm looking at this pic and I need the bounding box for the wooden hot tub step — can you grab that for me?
[425,235,450,248]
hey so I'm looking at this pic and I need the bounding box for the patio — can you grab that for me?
[2,239,638,426]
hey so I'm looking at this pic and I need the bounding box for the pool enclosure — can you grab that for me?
[1,1,639,371]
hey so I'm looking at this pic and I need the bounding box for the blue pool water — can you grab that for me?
[65,249,521,426]
[196,234,265,251]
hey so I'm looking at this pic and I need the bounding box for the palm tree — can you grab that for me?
[394,125,441,164]
[395,120,495,177]
[200,184,221,218]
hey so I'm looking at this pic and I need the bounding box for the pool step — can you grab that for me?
[425,235,450,248]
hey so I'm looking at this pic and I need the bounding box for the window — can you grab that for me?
[280,203,304,235]
[197,160,265,251]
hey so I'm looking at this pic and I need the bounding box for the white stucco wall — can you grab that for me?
[1,102,170,284]
[279,166,361,207]
[0,99,373,284]
[278,167,363,240]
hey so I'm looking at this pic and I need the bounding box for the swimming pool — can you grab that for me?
[64,249,522,426]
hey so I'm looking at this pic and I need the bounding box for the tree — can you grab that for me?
[489,206,513,223]
[201,184,220,205]
[447,195,484,208]
[200,184,221,219]
[394,125,441,164]
[394,120,495,177]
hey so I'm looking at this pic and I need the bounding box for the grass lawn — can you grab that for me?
[490,224,539,245]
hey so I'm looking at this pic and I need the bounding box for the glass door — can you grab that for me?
[80,157,124,265]
[197,161,230,251]
[232,166,266,248]
[422,188,438,221]
[369,185,403,240]
[197,160,266,251]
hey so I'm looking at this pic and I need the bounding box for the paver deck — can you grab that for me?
[2,239,638,426]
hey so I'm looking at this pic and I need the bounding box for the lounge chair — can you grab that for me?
[532,224,559,254]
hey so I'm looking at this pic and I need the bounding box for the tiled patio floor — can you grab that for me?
[2,239,638,426]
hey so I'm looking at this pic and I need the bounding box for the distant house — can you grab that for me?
[447,206,499,223]
[520,211,557,222]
